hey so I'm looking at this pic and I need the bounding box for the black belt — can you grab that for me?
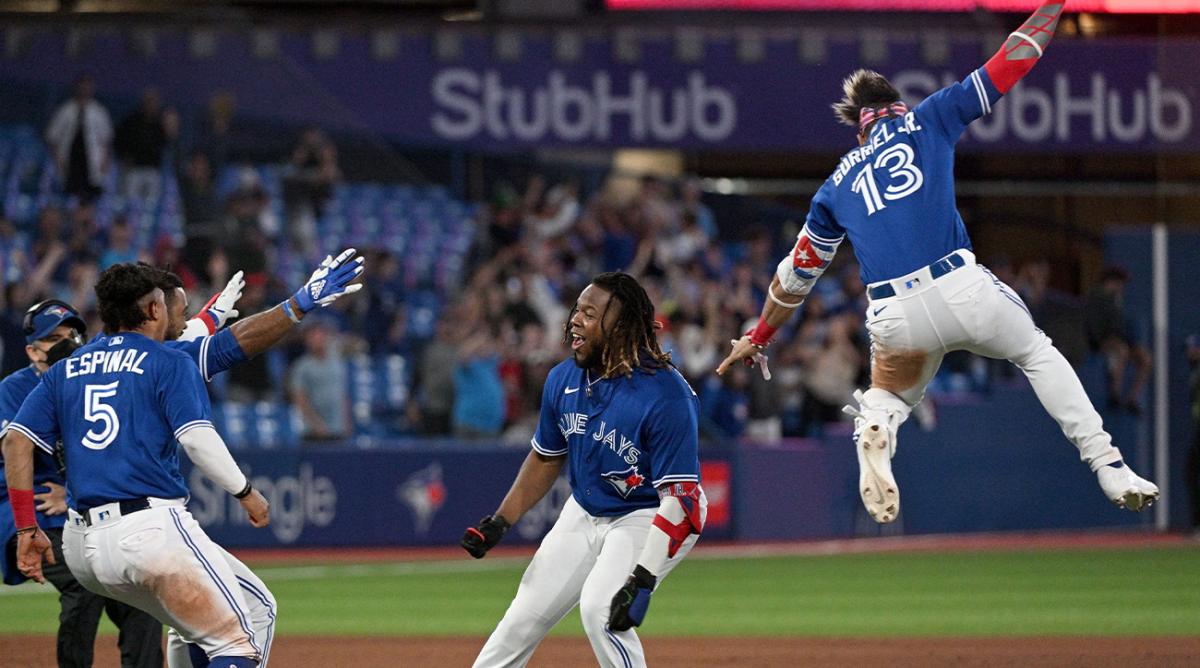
[867,252,967,301]
[76,498,151,527]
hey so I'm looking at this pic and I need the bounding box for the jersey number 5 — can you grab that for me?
[851,144,924,215]
[83,381,120,450]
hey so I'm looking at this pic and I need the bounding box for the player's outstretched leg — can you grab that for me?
[971,272,1159,511]
[843,388,910,523]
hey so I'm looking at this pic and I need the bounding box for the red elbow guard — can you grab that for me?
[984,2,1064,94]
[653,482,706,557]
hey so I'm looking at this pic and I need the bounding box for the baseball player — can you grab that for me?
[717,2,1159,523]
[3,262,267,667]
[1,251,363,667]
[0,300,166,667]
[463,272,706,668]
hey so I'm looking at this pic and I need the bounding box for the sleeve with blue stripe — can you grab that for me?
[531,371,567,457]
[9,374,60,455]
[645,396,700,488]
[156,351,215,441]
[776,181,844,297]
[167,329,248,382]
[915,67,1002,144]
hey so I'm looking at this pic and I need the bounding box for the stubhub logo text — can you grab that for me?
[431,69,737,144]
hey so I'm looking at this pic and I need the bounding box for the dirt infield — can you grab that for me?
[4,635,1200,667]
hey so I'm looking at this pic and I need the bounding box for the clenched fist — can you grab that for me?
[461,514,511,559]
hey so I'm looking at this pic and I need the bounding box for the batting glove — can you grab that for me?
[196,270,245,334]
[461,514,511,559]
[608,565,657,632]
[293,248,365,314]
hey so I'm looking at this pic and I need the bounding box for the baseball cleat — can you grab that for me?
[1096,462,1159,512]
[856,418,899,523]
[844,392,901,524]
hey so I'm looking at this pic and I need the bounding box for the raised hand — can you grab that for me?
[293,248,366,313]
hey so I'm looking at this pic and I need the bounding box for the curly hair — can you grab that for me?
[563,272,672,378]
[140,262,184,306]
[832,69,902,128]
[95,263,160,334]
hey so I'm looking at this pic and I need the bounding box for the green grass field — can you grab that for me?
[2,546,1198,637]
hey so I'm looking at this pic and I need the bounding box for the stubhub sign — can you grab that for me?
[431,69,738,144]
[2,31,1196,152]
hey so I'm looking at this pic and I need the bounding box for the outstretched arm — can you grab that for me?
[461,450,565,559]
[985,2,1064,94]
[494,450,566,525]
[716,273,803,376]
[236,247,364,357]
[228,298,301,359]
[717,201,843,376]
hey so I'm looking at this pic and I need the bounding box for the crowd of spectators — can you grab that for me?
[0,80,1152,448]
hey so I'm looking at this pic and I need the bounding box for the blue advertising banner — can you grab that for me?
[182,447,738,548]
[0,28,1193,153]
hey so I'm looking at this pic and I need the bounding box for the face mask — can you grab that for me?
[43,334,83,367]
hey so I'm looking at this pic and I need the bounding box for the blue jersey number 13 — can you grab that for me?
[851,144,925,216]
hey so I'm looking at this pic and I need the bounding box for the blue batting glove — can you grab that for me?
[608,565,656,632]
[293,248,365,314]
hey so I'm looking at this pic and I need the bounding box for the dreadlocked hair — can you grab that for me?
[562,272,672,378]
[832,69,902,127]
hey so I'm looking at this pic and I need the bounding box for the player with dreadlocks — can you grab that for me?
[463,272,706,668]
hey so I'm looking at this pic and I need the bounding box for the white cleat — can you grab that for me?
[1096,462,1160,512]
[845,392,900,524]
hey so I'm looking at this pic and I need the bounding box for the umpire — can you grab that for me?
[0,300,161,667]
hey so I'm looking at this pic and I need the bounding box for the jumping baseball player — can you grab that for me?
[717,2,1159,523]
[463,272,706,668]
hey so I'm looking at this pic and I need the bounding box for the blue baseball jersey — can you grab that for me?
[168,329,248,381]
[9,333,214,510]
[805,67,1003,285]
[0,366,67,585]
[533,359,700,517]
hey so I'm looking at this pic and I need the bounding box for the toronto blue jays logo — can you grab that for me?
[602,466,646,498]
[397,462,447,536]
[45,305,68,318]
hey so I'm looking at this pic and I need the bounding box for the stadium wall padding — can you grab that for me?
[185,375,1153,549]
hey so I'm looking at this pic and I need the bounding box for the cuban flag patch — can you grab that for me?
[791,228,838,280]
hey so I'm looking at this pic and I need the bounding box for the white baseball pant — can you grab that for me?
[165,547,278,667]
[862,249,1123,471]
[473,495,702,668]
[63,500,272,664]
